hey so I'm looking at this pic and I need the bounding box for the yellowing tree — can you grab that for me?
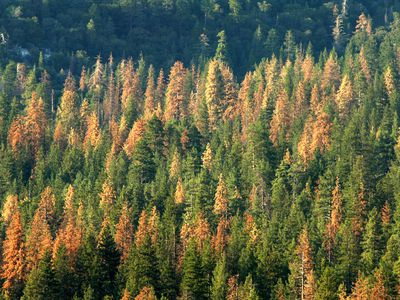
[297,116,314,163]
[99,179,116,215]
[79,66,87,91]
[84,112,102,150]
[384,66,396,98]
[239,72,253,138]
[165,61,187,122]
[221,63,238,121]
[310,111,332,156]
[121,59,135,111]
[294,81,307,118]
[214,174,229,217]
[144,65,156,120]
[2,194,19,224]
[302,54,314,82]
[123,118,146,158]
[135,210,148,248]
[336,75,353,118]
[155,69,166,106]
[56,74,79,132]
[169,149,181,179]
[321,53,340,92]
[324,177,342,262]
[359,47,371,83]
[206,59,224,130]
[201,143,213,171]
[175,177,186,205]
[355,13,372,35]
[89,55,104,94]
[148,207,159,246]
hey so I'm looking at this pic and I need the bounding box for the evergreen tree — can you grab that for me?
[180,240,208,300]
[96,219,121,298]
[22,252,60,300]
[127,235,160,296]
[210,255,228,300]
[215,31,228,63]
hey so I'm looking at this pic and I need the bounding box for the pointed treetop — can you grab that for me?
[215,30,228,62]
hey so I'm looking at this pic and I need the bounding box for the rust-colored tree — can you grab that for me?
[381,201,391,226]
[2,209,26,298]
[25,92,47,154]
[213,218,230,254]
[52,185,82,265]
[8,117,25,154]
[226,275,239,300]
[371,269,388,300]
[26,206,52,271]
[349,273,369,300]
[135,286,157,300]
[121,288,132,300]
[115,203,134,262]
[79,66,87,91]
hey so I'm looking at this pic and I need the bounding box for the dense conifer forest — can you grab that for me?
[2,0,400,299]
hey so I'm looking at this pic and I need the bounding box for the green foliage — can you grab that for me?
[1,6,400,299]
[22,252,60,300]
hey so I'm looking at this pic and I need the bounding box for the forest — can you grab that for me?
[1,0,400,300]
